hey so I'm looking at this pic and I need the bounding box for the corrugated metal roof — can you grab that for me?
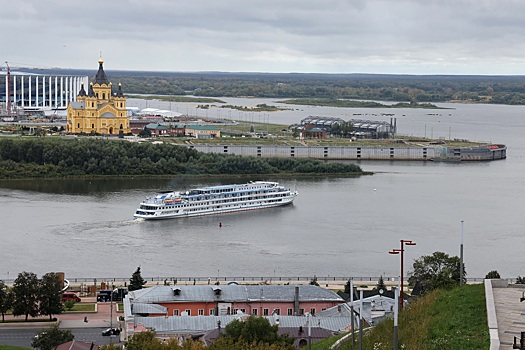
[131,285,343,304]
[132,302,168,314]
[133,314,353,334]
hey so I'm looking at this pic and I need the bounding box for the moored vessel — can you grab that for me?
[134,181,297,220]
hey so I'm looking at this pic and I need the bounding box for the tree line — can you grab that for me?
[107,71,525,105]
[0,272,64,322]
[17,67,525,105]
[0,138,364,179]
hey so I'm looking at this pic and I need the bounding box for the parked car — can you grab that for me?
[97,288,128,302]
[102,328,121,336]
[62,292,81,302]
[97,290,113,302]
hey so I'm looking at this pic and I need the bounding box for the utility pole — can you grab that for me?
[350,279,355,350]
[110,291,114,343]
[460,220,464,286]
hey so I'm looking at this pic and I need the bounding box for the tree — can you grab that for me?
[39,272,64,320]
[139,128,152,138]
[516,276,525,284]
[408,251,465,294]
[375,276,386,291]
[223,316,294,348]
[31,324,74,350]
[12,271,40,321]
[309,275,319,286]
[124,330,164,350]
[485,270,501,279]
[0,280,14,322]
[129,266,146,291]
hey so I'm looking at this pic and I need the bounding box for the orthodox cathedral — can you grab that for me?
[66,58,130,135]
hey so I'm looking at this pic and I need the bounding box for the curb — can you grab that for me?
[484,279,500,350]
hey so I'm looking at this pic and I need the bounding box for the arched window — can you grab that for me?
[120,124,123,129]
[92,124,94,128]
[77,123,80,128]
[102,93,105,99]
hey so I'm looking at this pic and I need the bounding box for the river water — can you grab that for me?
[1,98,524,281]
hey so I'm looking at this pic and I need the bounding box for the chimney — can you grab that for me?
[294,286,299,316]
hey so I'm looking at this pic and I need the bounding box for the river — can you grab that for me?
[1,98,524,281]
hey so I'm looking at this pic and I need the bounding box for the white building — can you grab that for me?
[1,70,88,113]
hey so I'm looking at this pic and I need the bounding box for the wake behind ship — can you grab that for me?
[133,181,298,220]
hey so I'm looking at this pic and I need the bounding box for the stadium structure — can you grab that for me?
[0,62,88,117]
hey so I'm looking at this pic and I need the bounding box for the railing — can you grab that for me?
[0,276,505,285]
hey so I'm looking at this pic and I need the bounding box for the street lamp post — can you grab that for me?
[110,290,114,343]
[389,239,416,310]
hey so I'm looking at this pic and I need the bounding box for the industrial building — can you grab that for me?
[297,116,397,138]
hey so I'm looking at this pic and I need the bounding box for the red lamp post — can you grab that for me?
[389,239,416,310]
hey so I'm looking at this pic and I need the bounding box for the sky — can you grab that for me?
[2,0,525,75]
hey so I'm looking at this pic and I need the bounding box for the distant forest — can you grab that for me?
[0,138,364,179]
[18,68,525,105]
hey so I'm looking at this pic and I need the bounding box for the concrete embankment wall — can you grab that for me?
[188,145,436,160]
[187,144,506,161]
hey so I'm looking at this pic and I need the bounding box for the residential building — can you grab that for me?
[125,285,343,319]
[185,125,220,138]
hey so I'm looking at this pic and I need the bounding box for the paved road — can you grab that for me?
[0,299,123,348]
[0,327,123,348]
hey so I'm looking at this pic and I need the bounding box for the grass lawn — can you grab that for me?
[0,346,30,350]
[324,284,488,350]
[66,303,96,312]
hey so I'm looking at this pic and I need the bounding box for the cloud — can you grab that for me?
[2,0,525,74]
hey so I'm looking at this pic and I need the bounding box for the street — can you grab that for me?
[0,298,123,348]
[0,327,123,348]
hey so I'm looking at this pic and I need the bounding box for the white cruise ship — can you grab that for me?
[133,181,298,220]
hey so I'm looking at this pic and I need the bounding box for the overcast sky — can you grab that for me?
[2,0,525,75]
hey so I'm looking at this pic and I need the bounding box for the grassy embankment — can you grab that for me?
[313,283,488,350]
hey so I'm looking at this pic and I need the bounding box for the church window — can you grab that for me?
[77,123,80,128]
[120,124,123,129]
[120,102,122,108]
[92,124,94,128]
[102,93,105,99]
